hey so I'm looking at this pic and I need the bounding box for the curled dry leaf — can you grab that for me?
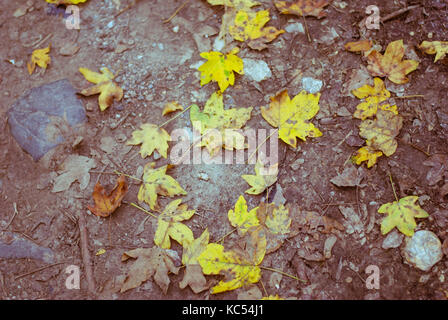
[78,67,123,111]
[87,175,128,217]
[27,45,51,75]
[120,247,179,294]
[344,40,373,55]
[366,40,419,84]
[419,41,448,63]
[274,0,329,18]
[162,101,184,116]
[229,9,284,50]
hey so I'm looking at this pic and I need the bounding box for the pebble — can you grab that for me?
[382,230,404,249]
[198,172,209,181]
[402,230,443,271]
[324,235,337,259]
[302,77,323,94]
[242,58,272,82]
[290,158,304,171]
[285,22,305,34]
[172,26,179,33]
[153,151,161,160]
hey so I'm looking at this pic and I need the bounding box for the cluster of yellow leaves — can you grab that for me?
[261,90,322,148]
[379,196,429,237]
[419,41,448,63]
[78,67,123,111]
[229,9,284,50]
[274,0,329,18]
[27,45,51,75]
[198,48,243,92]
[190,91,253,155]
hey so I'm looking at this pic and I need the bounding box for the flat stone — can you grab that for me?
[302,77,323,94]
[0,232,54,263]
[402,230,443,271]
[382,230,404,249]
[7,79,86,161]
[242,58,272,82]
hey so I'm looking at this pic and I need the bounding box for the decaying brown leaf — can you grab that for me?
[87,175,128,217]
[330,165,366,188]
[423,154,448,186]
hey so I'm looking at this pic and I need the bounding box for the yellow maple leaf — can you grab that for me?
[344,40,373,54]
[180,229,209,293]
[206,0,259,10]
[229,10,284,50]
[27,45,51,75]
[242,160,278,195]
[261,294,284,300]
[228,195,260,235]
[46,0,88,4]
[137,162,187,210]
[126,124,171,159]
[378,196,429,236]
[197,242,263,294]
[261,89,322,148]
[359,109,403,157]
[190,91,252,156]
[419,41,448,63]
[366,39,419,84]
[162,101,184,116]
[79,67,123,111]
[274,0,329,18]
[154,199,195,249]
[352,146,383,168]
[352,78,397,120]
[198,48,244,92]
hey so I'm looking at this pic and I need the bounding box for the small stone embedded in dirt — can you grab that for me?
[302,77,323,94]
[338,206,364,235]
[290,158,304,171]
[7,79,86,161]
[402,230,443,271]
[382,230,404,249]
[345,135,365,147]
[198,172,209,181]
[0,232,54,263]
[324,235,337,259]
[285,22,304,34]
[242,58,272,82]
[336,107,352,117]
[272,184,286,206]
[59,42,80,56]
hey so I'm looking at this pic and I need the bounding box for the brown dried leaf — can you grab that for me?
[87,175,128,217]
[422,154,448,186]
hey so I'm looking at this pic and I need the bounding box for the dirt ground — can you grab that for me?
[1,0,448,300]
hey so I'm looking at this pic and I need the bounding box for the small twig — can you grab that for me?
[259,266,306,283]
[3,203,18,230]
[217,228,236,243]
[381,5,420,23]
[113,170,142,182]
[14,262,65,281]
[158,105,193,128]
[320,202,356,206]
[163,0,190,23]
[394,94,424,99]
[302,15,312,42]
[388,171,399,202]
[248,129,278,163]
[77,213,96,295]
[95,164,109,184]
[260,280,268,297]
[0,272,8,298]
[399,138,431,157]
[130,202,158,219]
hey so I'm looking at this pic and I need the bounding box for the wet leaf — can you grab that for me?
[274,0,329,18]
[138,163,187,210]
[162,101,184,116]
[120,247,179,293]
[79,67,123,111]
[87,175,128,217]
[379,196,429,237]
[190,91,252,156]
[229,10,284,50]
[366,40,419,84]
[27,45,51,75]
[242,160,278,195]
[198,48,244,92]
[228,195,260,235]
[261,89,322,148]
[419,41,448,63]
[126,124,171,159]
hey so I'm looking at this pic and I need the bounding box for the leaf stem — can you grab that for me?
[158,105,193,128]
[130,202,158,219]
[394,94,424,99]
[113,170,142,182]
[259,266,306,283]
[216,228,236,243]
[248,129,278,162]
[388,172,399,202]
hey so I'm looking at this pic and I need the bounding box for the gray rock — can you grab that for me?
[402,230,443,271]
[382,230,404,249]
[7,79,86,161]
[285,22,304,34]
[302,77,323,94]
[242,58,272,82]
[0,232,54,263]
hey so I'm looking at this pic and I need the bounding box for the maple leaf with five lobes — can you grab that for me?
[179,229,209,293]
[126,124,171,159]
[366,39,419,84]
[78,67,123,111]
[419,41,448,63]
[27,45,51,75]
[378,196,429,236]
[274,0,329,18]
[352,78,397,120]
[229,10,284,51]
[261,90,322,148]
[137,162,187,210]
[190,91,252,156]
[198,48,243,92]
[154,199,195,249]
[359,109,403,157]
[228,195,260,235]
[242,160,278,195]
